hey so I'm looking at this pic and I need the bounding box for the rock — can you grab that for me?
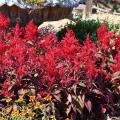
[38,18,75,32]
[72,4,86,19]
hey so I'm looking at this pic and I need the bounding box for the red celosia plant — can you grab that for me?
[0,12,10,30]
[0,12,119,119]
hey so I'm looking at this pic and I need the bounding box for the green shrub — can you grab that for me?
[107,22,120,31]
[56,20,101,44]
[56,19,120,44]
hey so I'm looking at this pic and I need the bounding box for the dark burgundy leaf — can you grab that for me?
[85,100,92,113]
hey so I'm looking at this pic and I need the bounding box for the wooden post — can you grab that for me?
[86,0,93,17]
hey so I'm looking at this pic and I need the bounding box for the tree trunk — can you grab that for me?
[86,0,93,17]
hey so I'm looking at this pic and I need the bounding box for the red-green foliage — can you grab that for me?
[0,13,119,119]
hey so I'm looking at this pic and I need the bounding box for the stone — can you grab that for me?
[38,18,75,32]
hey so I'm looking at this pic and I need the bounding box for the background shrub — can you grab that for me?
[56,19,120,44]
[56,20,101,43]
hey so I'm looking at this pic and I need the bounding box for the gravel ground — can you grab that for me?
[89,13,120,24]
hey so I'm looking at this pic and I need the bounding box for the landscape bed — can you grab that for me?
[0,13,119,120]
